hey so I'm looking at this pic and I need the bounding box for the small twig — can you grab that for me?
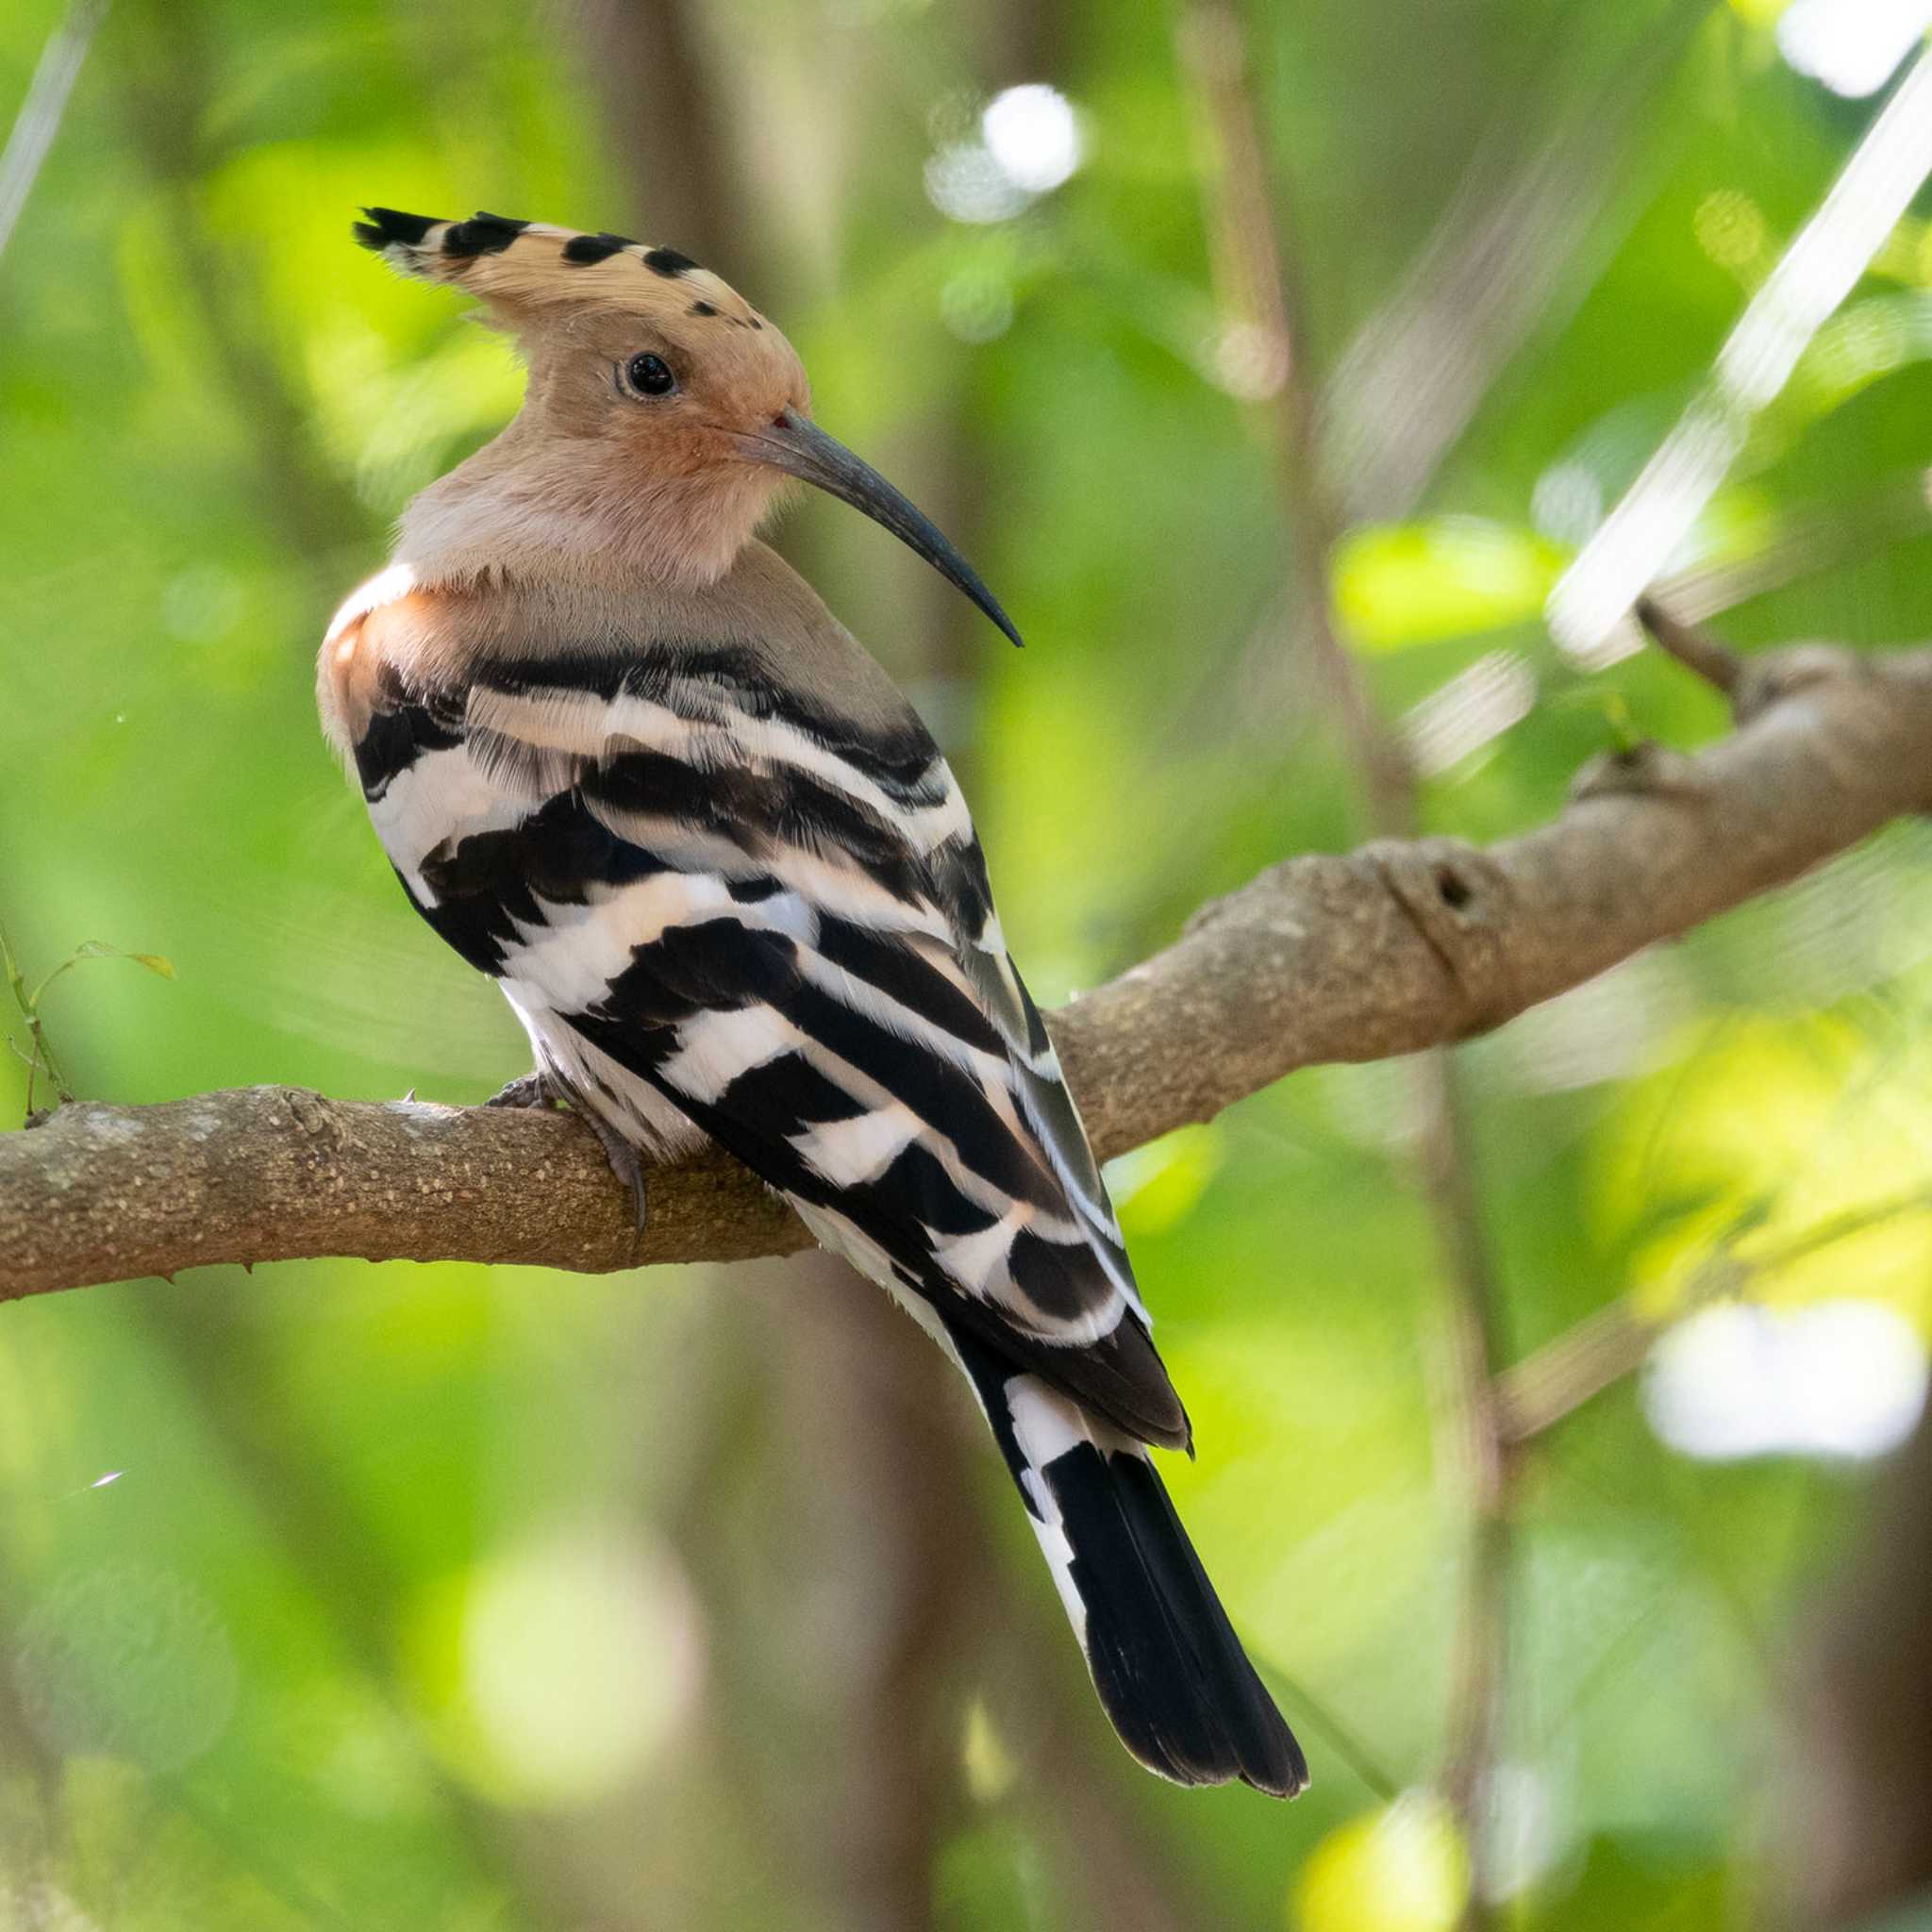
[1636,594,1745,700]
[0,929,175,1123]
[0,920,69,1117]
[1497,1300,1651,1445]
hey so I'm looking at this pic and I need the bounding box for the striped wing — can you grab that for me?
[356,643,1189,1450]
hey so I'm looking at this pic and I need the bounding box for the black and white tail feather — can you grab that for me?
[945,1323,1306,1792]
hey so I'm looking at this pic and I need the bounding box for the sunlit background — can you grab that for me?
[6,0,1932,1926]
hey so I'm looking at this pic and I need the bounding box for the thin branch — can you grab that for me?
[1636,594,1745,701]
[1788,1395,1932,1924]
[1175,0,1416,829]
[1413,1052,1510,1908]
[0,921,69,1118]
[1496,1299,1652,1447]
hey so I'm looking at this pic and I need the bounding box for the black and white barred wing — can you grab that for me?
[357,647,1189,1451]
[356,642,1305,1794]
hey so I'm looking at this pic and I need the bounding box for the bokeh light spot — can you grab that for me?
[981,85,1083,194]
[924,83,1082,225]
[924,143,1029,225]
[941,268,1016,343]
[1335,518,1565,652]
[405,1525,704,1810]
[0,1881,97,1932]
[1207,320,1291,400]
[1295,1793,1471,1932]
[1695,189,1770,275]
[1777,0,1932,97]
[1643,1299,1929,1461]
[960,1697,1018,1803]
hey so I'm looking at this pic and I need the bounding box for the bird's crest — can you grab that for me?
[353,207,766,332]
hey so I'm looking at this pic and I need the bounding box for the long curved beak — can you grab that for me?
[732,407,1023,648]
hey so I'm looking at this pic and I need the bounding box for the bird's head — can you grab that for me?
[355,208,1019,642]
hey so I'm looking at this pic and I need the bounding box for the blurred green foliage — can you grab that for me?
[6,0,1932,1926]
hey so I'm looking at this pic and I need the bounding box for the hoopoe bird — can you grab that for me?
[322,208,1307,1797]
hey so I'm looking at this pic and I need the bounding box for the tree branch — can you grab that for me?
[7,640,1932,1301]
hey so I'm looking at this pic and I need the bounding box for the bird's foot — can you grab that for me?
[486,1070,568,1110]
[484,1070,645,1230]
[581,1108,650,1232]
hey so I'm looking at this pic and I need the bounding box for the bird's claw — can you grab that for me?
[582,1109,650,1232]
[485,1071,644,1228]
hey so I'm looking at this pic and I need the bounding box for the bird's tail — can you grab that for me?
[946,1319,1308,1797]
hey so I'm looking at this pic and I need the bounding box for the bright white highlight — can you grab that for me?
[982,85,1083,193]
[1478,1761,1574,1904]
[1778,0,1932,98]
[1642,1299,1929,1462]
[1547,45,1932,662]
[925,84,1083,225]
[1402,651,1537,776]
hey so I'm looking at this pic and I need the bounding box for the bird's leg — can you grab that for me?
[485,1069,567,1110]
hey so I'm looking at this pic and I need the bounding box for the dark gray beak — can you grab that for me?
[734,407,1023,647]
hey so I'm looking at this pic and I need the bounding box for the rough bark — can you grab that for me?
[6,641,1932,1301]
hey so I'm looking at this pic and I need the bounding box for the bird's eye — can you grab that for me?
[622,352,677,398]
